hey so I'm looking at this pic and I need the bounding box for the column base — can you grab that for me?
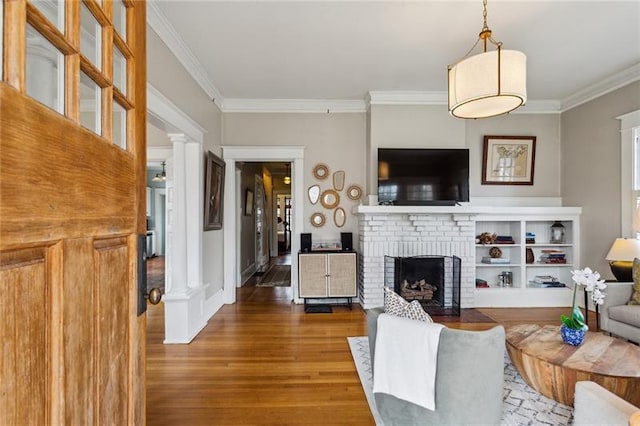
[163,284,209,344]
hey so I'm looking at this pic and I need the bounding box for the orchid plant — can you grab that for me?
[560,267,607,331]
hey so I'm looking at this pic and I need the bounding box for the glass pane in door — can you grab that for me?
[79,72,102,135]
[112,101,127,149]
[30,0,64,31]
[80,3,102,70]
[26,24,64,113]
[113,0,127,41]
[113,46,127,95]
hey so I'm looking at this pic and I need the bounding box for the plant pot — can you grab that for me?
[560,324,586,346]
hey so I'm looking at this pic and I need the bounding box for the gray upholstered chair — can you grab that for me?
[367,307,505,425]
[599,282,640,344]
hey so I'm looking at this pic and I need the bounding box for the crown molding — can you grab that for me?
[221,98,367,113]
[367,91,447,106]
[366,91,561,114]
[560,63,640,112]
[147,2,224,111]
[513,100,561,114]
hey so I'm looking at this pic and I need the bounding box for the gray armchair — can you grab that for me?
[599,282,640,344]
[367,307,505,425]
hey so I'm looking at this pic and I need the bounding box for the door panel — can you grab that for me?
[299,254,327,298]
[0,247,49,426]
[62,238,96,424]
[328,253,357,297]
[95,238,129,424]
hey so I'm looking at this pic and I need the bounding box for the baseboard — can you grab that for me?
[240,263,257,286]
[204,287,225,319]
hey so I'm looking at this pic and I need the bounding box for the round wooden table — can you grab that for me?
[506,324,640,407]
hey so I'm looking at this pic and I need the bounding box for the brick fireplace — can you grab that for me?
[356,207,475,309]
[385,255,461,315]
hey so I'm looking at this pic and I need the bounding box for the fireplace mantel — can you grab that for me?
[356,205,582,216]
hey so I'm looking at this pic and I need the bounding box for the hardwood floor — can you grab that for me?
[146,273,590,425]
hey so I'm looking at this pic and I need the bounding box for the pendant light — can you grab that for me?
[152,161,166,182]
[284,163,291,185]
[447,0,527,119]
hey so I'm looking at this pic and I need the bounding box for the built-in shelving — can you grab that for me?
[474,209,581,307]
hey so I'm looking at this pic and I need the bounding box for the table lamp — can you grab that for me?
[605,238,640,281]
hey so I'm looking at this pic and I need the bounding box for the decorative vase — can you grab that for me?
[560,324,586,346]
[526,248,534,264]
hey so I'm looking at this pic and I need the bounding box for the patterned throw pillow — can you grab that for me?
[629,258,640,305]
[383,286,433,322]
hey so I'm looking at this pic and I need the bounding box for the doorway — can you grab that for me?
[222,146,305,304]
[146,163,167,294]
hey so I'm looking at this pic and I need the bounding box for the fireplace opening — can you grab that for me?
[384,255,461,316]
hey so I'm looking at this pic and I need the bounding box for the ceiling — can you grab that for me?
[149,1,640,112]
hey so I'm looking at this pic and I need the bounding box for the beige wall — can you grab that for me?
[147,28,224,296]
[223,113,367,245]
[466,113,561,199]
[561,81,640,279]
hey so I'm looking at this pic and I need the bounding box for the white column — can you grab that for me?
[164,158,174,293]
[185,140,203,288]
[167,134,188,294]
[163,133,208,344]
[222,158,237,304]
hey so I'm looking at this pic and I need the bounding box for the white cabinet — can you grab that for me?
[298,252,357,301]
[474,209,580,307]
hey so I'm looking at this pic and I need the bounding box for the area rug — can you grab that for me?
[256,265,291,287]
[347,336,573,426]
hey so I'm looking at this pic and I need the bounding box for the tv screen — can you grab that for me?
[378,148,469,206]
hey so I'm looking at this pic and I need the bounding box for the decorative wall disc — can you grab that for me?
[310,212,326,227]
[320,189,340,209]
[313,164,329,180]
[346,184,363,201]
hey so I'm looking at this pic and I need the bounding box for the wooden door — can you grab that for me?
[1,1,147,424]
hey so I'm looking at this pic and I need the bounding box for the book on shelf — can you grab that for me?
[533,275,558,284]
[481,257,510,264]
[495,235,515,244]
[539,250,567,264]
[529,281,567,288]
[526,232,536,244]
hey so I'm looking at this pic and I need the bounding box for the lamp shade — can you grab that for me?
[448,49,527,119]
[605,238,640,261]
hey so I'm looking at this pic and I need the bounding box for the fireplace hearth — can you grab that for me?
[385,255,461,316]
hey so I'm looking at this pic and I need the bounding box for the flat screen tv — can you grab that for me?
[378,148,469,206]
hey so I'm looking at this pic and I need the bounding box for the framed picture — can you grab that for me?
[204,151,225,231]
[482,135,536,185]
[244,189,254,216]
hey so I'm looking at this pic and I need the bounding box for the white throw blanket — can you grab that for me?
[372,313,444,411]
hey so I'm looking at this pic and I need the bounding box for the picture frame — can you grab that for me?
[482,135,536,185]
[204,151,225,231]
[244,189,254,216]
